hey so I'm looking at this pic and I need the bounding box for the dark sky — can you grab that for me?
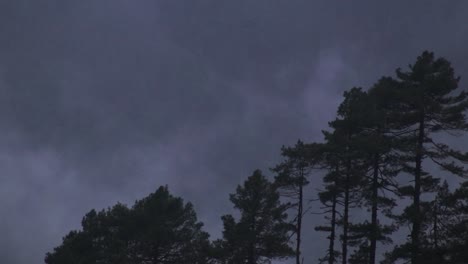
[1,1,468,263]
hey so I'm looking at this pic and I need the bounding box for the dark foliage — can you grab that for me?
[45,186,212,264]
[215,170,294,264]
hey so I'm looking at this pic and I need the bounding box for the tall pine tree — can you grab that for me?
[320,88,369,264]
[387,51,468,264]
[217,170,294,264]
[273,141,323,264]
[348,79,400,264]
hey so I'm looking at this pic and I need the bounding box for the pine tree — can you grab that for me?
[45,186,212,264]
[347,79,400,264]
[315,171,341,264]
[217,170,294,264]
[319,88,369,264]
[387,51,468,264]
[273,140,323,264]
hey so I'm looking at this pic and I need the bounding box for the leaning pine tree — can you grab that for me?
[385,51,468,264]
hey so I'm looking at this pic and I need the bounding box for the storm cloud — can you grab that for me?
[0,1,467,263]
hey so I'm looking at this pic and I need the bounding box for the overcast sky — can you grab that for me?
[1,1,468,263]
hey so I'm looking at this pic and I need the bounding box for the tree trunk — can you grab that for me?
[433,206,438,250]
[296,174,304,264]
[342,159,351,264]
[369,153,379,264]
[329,192,337,264]
[412,114,424,264]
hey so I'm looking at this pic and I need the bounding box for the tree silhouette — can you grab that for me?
[45,186,211,264]
[273,140,323,264]
[323,87,370,264]
[216,170,294,264]
[386,51,468,264]
[347,80,399,264]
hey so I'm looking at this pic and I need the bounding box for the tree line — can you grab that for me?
[45,51,468,264]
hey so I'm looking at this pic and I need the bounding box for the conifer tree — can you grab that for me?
[387,51,468,264]
[346,79,400,264]
[217,170,294,264]
[315,168,341,264]
[320,87,369,264]
[45,186,212,264]
[273,140,323,264]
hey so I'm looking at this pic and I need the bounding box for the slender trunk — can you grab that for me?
[369,153,379,264]
[412,114,424,264]
[296,173,304,264]
[342,159,351,264]
[329,191,337,264]
[433,206,438,249]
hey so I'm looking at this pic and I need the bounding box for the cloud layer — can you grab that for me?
[0,1,467,262]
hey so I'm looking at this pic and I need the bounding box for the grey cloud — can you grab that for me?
[0,1,468,263]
